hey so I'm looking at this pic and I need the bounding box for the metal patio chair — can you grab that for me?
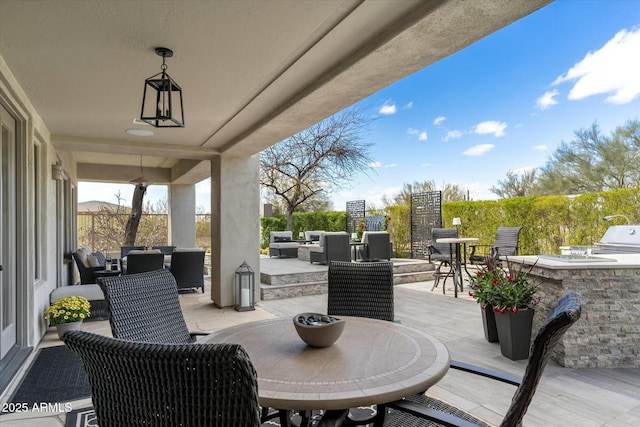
[384,292,582,427]
[62,331,261,427]
[428,227,458,293]
[470,226,523,265]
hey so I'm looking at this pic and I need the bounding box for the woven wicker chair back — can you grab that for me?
[97,269,193,343]
[493,226,523,257]
[125,252,165,274]
[169,250,205,292]
[429,227,458,261]
[62,331,261,427]
[327,261,394,321]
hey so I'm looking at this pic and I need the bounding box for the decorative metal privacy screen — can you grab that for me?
[346,200,365,234]
[410,191,442,259]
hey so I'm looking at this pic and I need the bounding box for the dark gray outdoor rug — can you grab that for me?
[65,407,370,426]
[7,345,91,408]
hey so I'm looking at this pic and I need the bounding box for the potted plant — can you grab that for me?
[468,256,502,343]
[469,257,540,360]
[44,296,91,339]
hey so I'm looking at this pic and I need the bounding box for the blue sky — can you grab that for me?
[79,0,640,212]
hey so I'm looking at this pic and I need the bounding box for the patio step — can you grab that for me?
[260,260,436,300]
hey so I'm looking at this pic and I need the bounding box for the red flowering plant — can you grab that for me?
[468,256,540,314]
[382,215,392,231]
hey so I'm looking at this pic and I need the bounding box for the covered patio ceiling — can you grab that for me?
[0,0,551,184]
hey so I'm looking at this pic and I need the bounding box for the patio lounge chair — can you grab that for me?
[62,331,261,427]
[169,248,205,293]
[469,226,523,265]
[72,248,107,284]
[309,232,351,264]
[359,231,392,261]
[428,227,458,293]
[383,292,582,427]
[97,269,208,343]
[269,231,299,258]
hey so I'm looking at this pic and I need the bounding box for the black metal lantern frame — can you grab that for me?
[235,261,255,312]
[140,47,185,128]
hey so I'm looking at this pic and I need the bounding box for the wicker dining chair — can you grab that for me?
[327,260,395,322]
[383,292,582,427]
[97,269,208,343]
[62,331,261,427]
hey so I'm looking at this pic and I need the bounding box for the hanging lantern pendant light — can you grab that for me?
[140,47,185,128]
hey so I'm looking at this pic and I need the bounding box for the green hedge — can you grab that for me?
[261,188,640,255]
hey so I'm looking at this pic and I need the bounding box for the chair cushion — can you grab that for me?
[305,230,324,241]
[270,231,293,243]
[173,247,204,252]
[271,242,300,249]
[76,246,92,267]
[50,284,105,302]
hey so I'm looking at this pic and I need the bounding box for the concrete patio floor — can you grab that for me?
[1,274,638,426]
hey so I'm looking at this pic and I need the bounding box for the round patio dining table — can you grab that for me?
[203,316,450,413]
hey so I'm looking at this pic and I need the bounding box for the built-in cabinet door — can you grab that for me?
[0,104,17,360]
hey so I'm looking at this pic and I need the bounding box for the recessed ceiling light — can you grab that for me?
[126,128,154,136]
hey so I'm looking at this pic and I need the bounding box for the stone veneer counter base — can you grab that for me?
[507,254,640,368]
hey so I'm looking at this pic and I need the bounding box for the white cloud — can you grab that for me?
[384,163,398,168]
[403,101,413,109]
[536,89,560,110]
[433,116,446,125]
[463,144,495,156]
[552,27,640,104]
[443,130,464,142]
[407,128,427,141]
[511,166,536,175]
[532,144,548,151]
[369,161,383,168]
[378,102,397,115]
[472,121,507,137]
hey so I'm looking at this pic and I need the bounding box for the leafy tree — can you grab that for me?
[490,169,538,199]
[535,120,640,195]
[381,180,467,206]
[260,107,374,230]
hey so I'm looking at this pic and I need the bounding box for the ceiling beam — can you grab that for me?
[52,135,219,160]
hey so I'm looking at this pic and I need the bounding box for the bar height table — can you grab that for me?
[435,237,479,298]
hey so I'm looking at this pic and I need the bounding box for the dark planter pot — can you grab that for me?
[494,308,534,360]
[481,305,499,343]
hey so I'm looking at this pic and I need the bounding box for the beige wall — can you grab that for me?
[0,55,68,347]
[168,184,196,248]
[210,154,260,308]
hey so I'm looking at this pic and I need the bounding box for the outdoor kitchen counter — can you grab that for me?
[505,254,640,368]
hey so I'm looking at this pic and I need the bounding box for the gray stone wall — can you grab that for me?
[526,265,640,368]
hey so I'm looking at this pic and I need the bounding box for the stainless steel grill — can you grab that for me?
[592,225,640,254]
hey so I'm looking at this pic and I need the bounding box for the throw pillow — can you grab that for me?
[86,255,101,268]
[274,236,292,242]
[309,234,320,241]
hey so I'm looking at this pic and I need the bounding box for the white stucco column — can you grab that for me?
[210,154,260,308]
[168,184,196,248]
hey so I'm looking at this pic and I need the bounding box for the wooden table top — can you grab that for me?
[204,316,450,411]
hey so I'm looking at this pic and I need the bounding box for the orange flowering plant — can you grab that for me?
[468,256,540,314]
